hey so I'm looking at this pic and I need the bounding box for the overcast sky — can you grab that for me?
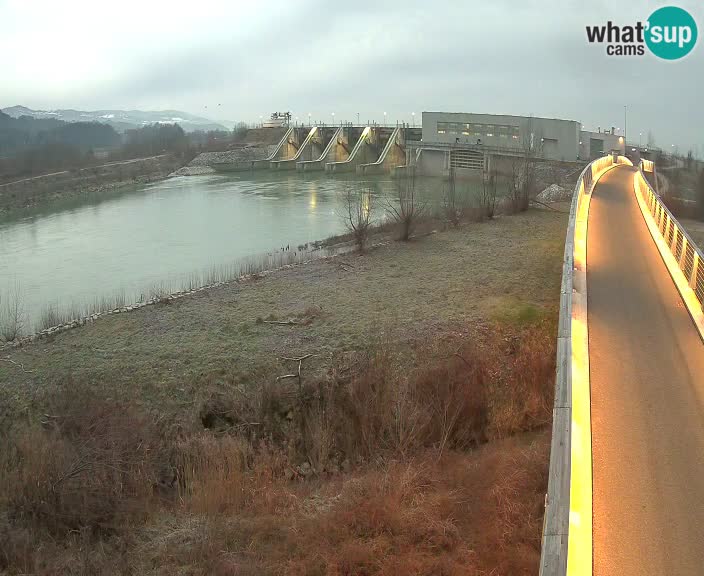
[2,0,702,152]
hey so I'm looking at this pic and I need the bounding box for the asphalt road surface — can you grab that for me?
[588,165,704,575]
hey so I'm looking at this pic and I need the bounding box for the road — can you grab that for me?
[588,165,704,575]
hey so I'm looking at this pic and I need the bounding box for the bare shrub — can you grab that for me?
[442,167,463,226]
[480,166,499,219]
[387,171,426,241]
[414,344,489,457]
[341,186,374,252]
[490,321,556,437]
[0,283,24,342]
[0,386,164,537]
[176,434,250,514]
[314,341,489,463]
[506,157,525,213]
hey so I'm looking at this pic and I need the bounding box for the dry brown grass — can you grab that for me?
[0,321,555,575]
[0,385,164,539]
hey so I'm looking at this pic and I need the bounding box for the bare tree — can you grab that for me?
[0,282,24,342]
[387,171,425,241]
[517,117,543,212]
[480,166,498,219]
[442,167,463,226]
[506,157,523,213]
[341,186,374,252]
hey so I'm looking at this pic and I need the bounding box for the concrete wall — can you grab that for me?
[579,130,624,159]
[418,148,449,177]
[422,112,580,162]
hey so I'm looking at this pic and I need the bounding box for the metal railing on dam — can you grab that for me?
[634,160,704,337]
[539,153,630,576]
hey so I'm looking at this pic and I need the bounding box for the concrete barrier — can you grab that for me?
[270,127,318,170]
[296,127,343,172]
[325,127,371,173]
[250,126,294,170]
[357,126,402,174]
[540,154,620,576]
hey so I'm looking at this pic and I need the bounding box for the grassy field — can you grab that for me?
[0,205,568,575]
[0,206,567,418]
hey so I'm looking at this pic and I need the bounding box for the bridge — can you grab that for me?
[540,156,704,575]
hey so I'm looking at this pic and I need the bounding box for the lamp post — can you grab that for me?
[412,112,415,127]
[639,132,643,147]
[259,115,263,127]
[383,111,387,126]
[308,113,311,126]
[357,112,360,125]
[331,112,335,126]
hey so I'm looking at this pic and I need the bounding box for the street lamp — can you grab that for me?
[331,112,335,125]
[308,112,311,126]
[259,115,263,127]
[357,112,360,124]
[639,132,643,147]
[383,111,387,125]
[411,112,415,127]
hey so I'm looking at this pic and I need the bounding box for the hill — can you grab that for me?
[2,105,227,133]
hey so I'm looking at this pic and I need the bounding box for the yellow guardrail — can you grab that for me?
[634,162,704,339]
[540,154,622,576]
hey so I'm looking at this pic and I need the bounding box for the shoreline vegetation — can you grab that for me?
[0,195,568,574]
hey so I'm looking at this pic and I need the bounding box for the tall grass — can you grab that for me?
[0,323,555,574]
[36,290,128,332]
[31,246,336,333]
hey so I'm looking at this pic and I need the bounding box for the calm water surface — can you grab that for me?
[1,172,475,329]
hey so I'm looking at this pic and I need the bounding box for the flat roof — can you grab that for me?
[422,111,580,124]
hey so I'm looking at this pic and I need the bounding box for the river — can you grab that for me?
[0,171,479,331]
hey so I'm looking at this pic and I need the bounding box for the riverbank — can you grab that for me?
[0,154,184,215]
[0,205,568,574]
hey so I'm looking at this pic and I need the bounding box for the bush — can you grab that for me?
[0,323,556,574]
[0,385,165,537]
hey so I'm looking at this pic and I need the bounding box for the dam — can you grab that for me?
[210,124,421,175]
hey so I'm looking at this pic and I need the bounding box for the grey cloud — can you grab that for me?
[2,0,702,151]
